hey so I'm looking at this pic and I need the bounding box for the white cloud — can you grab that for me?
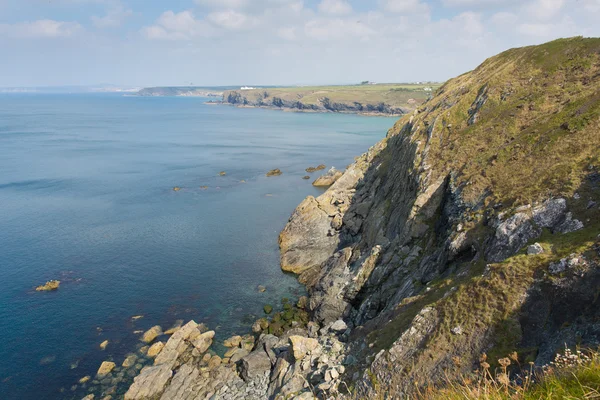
[92,5,133,28]
[195,0,249,9]
[141,10,215,40]
[0,19,82,38]
[318,0,352,15]
[305,18,375,40]
[490,11,518,26]
[379,0,429,14]
[442,0,515,7]
[524,0,565,20]
[207,10,254,30]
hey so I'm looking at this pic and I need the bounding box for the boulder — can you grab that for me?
[124,364,172,400]
[223,335,242,348]
[141,326,162,343]
[302,176,311,180]
[35,280,60,291]
[527,243,544,255]
[99,340,109,350]
[153,321,201,368]
[79,376,91,384]
[192,331,215,354]
[289,336,320,361]
[312,168,343,187]
[226,348,250,363]
[240,349,272,381]
[97,361,116,377]
[266,169,283,177]
[330,320,348,333]
[264,304,273,314]
[147,342,165,358]
[208,355,222,369]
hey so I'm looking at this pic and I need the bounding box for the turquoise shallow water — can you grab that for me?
[0,94,394,399]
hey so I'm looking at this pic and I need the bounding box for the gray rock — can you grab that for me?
[486,212,540,262]
[330,320,348,333]
[532,198,567,228]
[527,243,544,255]
[587,200,597,209]
[549,258,568,275]
[240,350,272,381]
[451,326,463,335]
[555,212,584,233]
[124,364,172,400]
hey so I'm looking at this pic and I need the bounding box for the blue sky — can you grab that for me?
[0,0,599,87]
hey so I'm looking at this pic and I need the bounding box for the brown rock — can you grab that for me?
[35,280,60,291]
[141,326,162,343]
[147,342,164,358]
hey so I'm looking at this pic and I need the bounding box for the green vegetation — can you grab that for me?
[422,349,600,399]
[223,83,441,114]
[387,36,600,205]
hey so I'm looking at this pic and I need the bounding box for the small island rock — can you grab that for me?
[266,168,283,177]
[35,280,60,292]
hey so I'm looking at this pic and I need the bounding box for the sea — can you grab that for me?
[0,93,395,399]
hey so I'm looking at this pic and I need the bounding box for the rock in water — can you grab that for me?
[99,340,109,350]
[223,335,242,348]
[219,171,226,176]
[35,280,60,291]
[147,342,164,357]
[141,326,162,343]
[302,176,311,180]
[122,355,138,368]
[312,167,343,187]
[266,168,283,177]
[192,331,215,354]
[97,361,116,377]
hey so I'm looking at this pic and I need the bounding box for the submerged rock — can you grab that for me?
[306,164,327,173]
[122,354,138,368]
[35,280,60,292]
[99,340,109,351]
[303,176,311,180]
[219,171,227,176]
[266,168,283,177]
[172,187,181,192]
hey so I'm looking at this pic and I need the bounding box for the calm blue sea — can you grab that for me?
[0,93,394,399]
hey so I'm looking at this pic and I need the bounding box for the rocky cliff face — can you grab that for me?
[280,37,600,396]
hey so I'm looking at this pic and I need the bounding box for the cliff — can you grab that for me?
[118,37,600,400]
[220,84,437,116]
[280,36,600,397]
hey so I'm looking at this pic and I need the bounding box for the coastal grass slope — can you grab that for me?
[222,83,440,115]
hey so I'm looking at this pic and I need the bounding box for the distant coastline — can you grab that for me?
[135,83,441,116]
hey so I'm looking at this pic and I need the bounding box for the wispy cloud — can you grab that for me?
[0,19,82,38]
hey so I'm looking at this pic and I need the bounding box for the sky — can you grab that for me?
[0,0,599,87]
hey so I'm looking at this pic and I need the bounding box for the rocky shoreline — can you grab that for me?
[209,102,406,118]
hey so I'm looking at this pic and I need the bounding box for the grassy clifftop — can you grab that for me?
[393,36,600,206]
[222,83,440,115]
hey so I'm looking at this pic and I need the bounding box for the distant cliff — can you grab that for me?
[220,84,437,116]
